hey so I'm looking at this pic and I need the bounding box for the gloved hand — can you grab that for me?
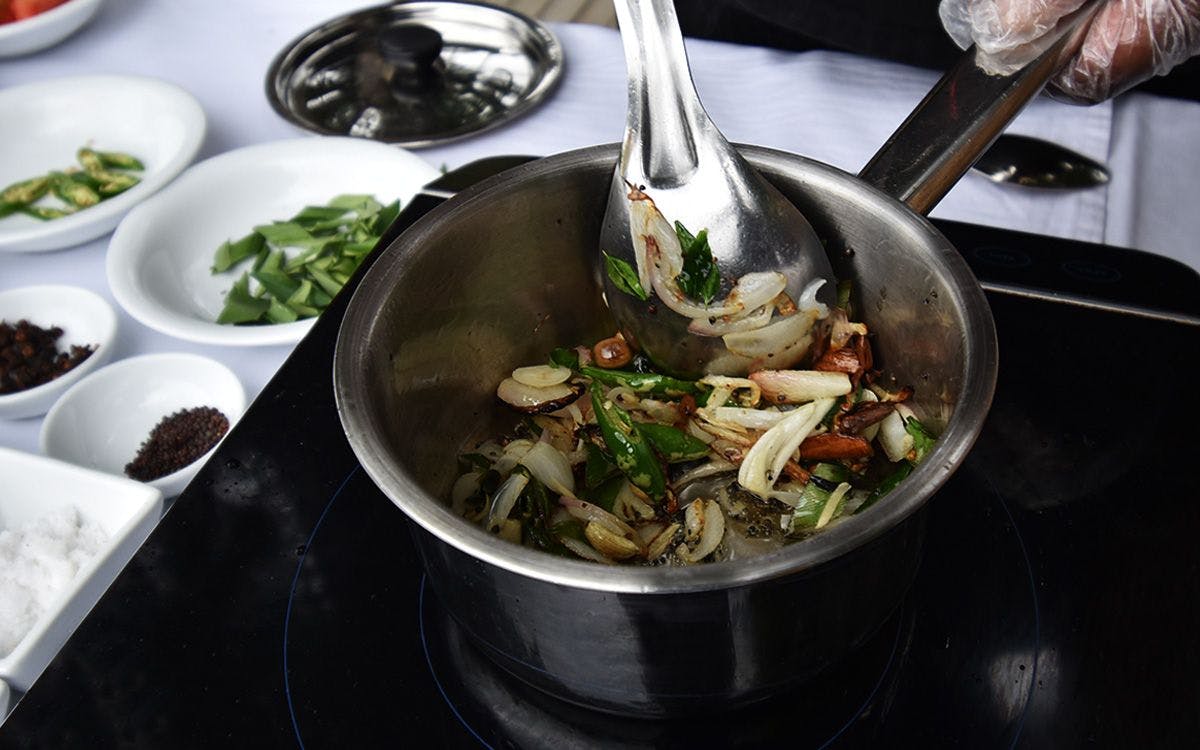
[939,0,1200,102]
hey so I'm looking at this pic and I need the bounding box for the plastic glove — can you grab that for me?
[939,0,1200,102]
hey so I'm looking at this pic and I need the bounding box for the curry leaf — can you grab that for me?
[603,251,648,301]
[673,221,720,303]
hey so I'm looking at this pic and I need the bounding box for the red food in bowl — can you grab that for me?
[2,0,70,23]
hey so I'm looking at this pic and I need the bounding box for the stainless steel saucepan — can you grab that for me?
[334,4,1099,716]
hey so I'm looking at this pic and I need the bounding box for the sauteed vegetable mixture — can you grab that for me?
[451,194,936,565]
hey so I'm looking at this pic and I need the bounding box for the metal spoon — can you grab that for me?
[974,134,1109,189]
[601,0,837,378]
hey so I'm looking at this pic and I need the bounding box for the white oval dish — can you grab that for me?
[0,284,118,420]
[106,136,439,346]
[39,353,245,498]
[0,74,205,253]
[0,446,162,693]
[0,0,104,58]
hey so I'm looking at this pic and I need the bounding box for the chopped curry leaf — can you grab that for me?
[216,273,271,324]
[212,194,399,325]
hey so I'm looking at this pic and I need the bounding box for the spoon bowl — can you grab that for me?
[973,133,1109,189]
[600,0,836,378]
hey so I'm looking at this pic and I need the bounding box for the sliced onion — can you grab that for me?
[688,304,774,336]
[648,522,682,560]
[877,409,913,462]
[729,271,788,310]
[686,419,717,444]
[475,440,504,463]
[692,417,754,445]
[492,439,533,474]
[561,536,616,564]
[829,308,869,350]
[703,349,757,377]
[672,457,736,487]
[636,522,667,545]
[796,278,830,318]
[451,471,482,515]
[815,482,852,529]
[627,187,671,295]
[737,398,833,498]
[700,406,787,431]
[512,364,572,387]
[485,472,529,532]
[608,385,640,409]
[496,377,582,414]
[750,369,853,404]
[533,414,575,455]
[677,499,725,563]
[698,375,760,407]
[766,488,805,508]
[519,440,575,496]
[722,309,819,368]
[636,398,681,424]
[560,495,638,539]
[613,479,656,521]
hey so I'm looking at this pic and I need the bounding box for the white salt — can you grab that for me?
[0,506,108,658]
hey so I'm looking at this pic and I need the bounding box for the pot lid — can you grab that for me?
[266,1,564,148]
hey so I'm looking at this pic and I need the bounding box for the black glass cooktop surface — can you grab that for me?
[2,178,1197,748]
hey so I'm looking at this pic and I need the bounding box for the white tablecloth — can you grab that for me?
[4,0,1199,457]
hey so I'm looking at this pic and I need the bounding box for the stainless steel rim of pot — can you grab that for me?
[334,143,999,594]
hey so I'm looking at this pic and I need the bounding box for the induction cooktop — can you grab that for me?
[2,161,1197,749]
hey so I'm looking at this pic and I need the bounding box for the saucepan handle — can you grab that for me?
[858,0,1103,215]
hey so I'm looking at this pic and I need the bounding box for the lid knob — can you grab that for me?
[377,24,444,95]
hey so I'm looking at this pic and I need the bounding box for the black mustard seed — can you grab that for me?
[125,406,230,481]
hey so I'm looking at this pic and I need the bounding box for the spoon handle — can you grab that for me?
[858,0,1103,215]
[611,0,722,184]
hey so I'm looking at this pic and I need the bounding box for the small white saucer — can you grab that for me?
[0,284,118,421]
[0,74,205,253]
[39,353,245,497]
[106,136,438,347]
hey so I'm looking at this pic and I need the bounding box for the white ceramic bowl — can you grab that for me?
[0,0,104,58]
[106,136,439,346]
[0,74,205,253]
[0,284,118,420]
[39,353,245,497]
[0,447,162,692]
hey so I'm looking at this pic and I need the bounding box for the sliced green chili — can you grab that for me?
[636,422,711,463]
[581,366,705,398]
[78,147,144,172]
[20,205,73,220]
[591,388,666,500]
[2,175,50,205]
[50,172,100,208]
[904,416,937,464]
